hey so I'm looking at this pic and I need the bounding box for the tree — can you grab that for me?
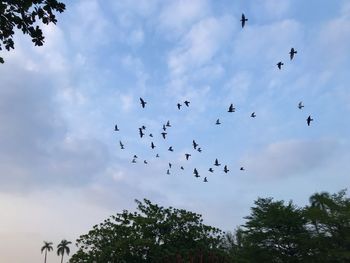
[57,239,71,263]
[0,0,65,63]
[41,241,53,263]
[70,199,229,263]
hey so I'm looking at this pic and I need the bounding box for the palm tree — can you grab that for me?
[57,239,72,263]
[41,241,53,263]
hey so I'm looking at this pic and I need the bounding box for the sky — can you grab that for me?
[0,0,350,262]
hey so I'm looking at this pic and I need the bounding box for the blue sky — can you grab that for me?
[0,0,350,262]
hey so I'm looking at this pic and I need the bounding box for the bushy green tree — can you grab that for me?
[0,0,65,63]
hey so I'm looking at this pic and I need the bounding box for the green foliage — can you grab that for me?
[57,239,71,263]
[70,199,227,263]
[0,0,65,63]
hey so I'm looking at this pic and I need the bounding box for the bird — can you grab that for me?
[119,141,125,149]
[144,160,148,164]
[298,102,304,109]
[169,163,172,168]
[307,115,314,126]
[132,158,136,163]
[114,124,119,131]
[185,153,191,160]
[193,168,200,177]
[166,121,171,127]
[149,133,153,137]
[140,97,146,108]
[168,146,174,152]
[224,165,229,173]
[251,112,256,118]
[141,125,146,130]
[177,103,182,110]
[161,132,167,139]
[139,128,145,138]
[241,13,248,28]
[167,169,170,175]
[133,155,138,159]
[216,119,221,125]
[277,62,284,70]
[228,104,236,112]
[151,142,155,149]
[214,159,221,166]
[204,177,208,182]
[208,168,214,173]
[197,148,202,153]
[240,167,245,171]
[162,124,167,131]
[180,166,184,170]
[289,48,297,60]
[184,100,190,107]
[193,140,198,149]
[156,154,160,158]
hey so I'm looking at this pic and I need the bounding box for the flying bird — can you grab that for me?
[144,160,148,164]
[161,132,167,139]
[289,48,297,60]
[208,168,214,173]
[197,147,202,153]
[241,13,248,28]
[204,177,208,182]
[214,159,221,166]
[193,168,200,177]
[185,153,191,160]
[141,125,146,130]
[184,100,190,107]
[156,154,160,158]
[119,141,125,149]
[277,62,284,70]
[224,165,229,173]
[169,163,172,169]
[166,121,171,127]
[167,169,170,175]
[140,97,146,108]
[177,103,182,110]
[151,142,155,149]
[180,166,184,170]
[307,115,314,126]
[133,155,138,159]
[132,159,136,163]
[251,112,256,118]
[298,102,304,109]
[114,124,119,131]
[162,124,167,131]
[139,128,145,138]
[228,104,236,112]
[149,133,153,137]
[240,167,245,171]
[168,146,174,152]
[216,119,221,125]
[193,140,198,149]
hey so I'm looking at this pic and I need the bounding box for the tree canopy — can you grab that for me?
[0,0,65,63]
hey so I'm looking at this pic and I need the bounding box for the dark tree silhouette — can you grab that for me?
[41,241,53,263]
[0,0,65,63]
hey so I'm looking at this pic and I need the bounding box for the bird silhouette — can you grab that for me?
[132,158,136,163]
[161,132,167,139]
[204,177,208,182]
[169,163,172,168]
[224,165,229,173]
[290,48,297,60]
[167,169,170,175]
[114,124,119,131]
[156,154,160,158]
[240,167,245,171]
[168,146,174,152]
[184,100,190,107]
[277,62,284,70]
[197,147,202,153]
[149,133,153,137]
[216,119,221,125]
[133,155,138,158]
[119,141,125,149]
[166,121,171,127]
[214,159,221,166]
[177,103,182,110]
[208,168,214,173]
[251,112,256,118]
[307,115,314,126]
[144,160,148,164]
[140,97,146,108]
[180,166,184,170]
[162,124,167,131]
[151,142,155,149]
[298,102,304,109]
[139,128,145,138]
[193,140,198,149]
[185,153,191,160]
[241,13,248,28]
[228,104,236,112]
[193,168,200,177]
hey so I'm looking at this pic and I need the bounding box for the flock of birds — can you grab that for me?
[115,14,314,183]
